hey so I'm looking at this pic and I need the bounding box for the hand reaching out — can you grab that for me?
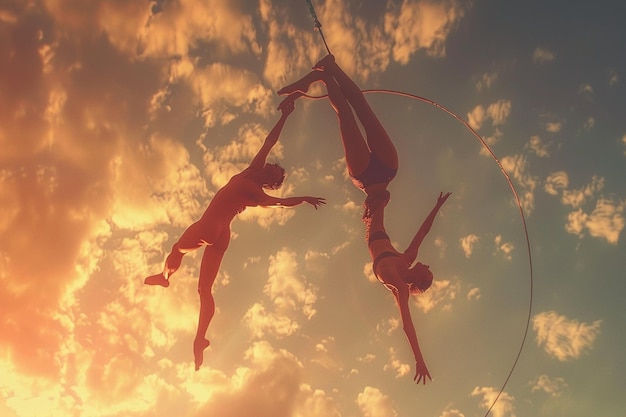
[304,197,326,209]
[437,191,452,206]
[414,357,432,385]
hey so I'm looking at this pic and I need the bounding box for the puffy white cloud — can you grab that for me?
[545,174,623,244]
[385,0,467,62]
[527,135,550,158]
[467,287,481,300]
[494,234,515,261]
[530,374,568,396]
[544,171,569,196]
[572,197,625,244]
[440,409,466,417]
[243,248,318,338]
[415,279,460,313]
[560,175,604,208]
[501,154,537,215]
[460,233,479,258]
[471,386,516,417]
[356,386,398,417]
[467,104,486,131]
[383,347,411,378]
[532,311,602,361]
[487,99,512,126]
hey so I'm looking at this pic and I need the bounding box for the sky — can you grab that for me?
[1,0,625,416]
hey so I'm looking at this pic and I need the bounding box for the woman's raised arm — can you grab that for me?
[402,192,451,265]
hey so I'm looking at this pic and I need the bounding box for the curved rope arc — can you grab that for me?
[300,89,534,417]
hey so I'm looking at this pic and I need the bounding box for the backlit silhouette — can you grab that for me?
[144,100,325,370]
[279,54,450,384]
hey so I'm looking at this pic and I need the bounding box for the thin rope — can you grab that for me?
[305,0,332,55]
[300,89,533,417]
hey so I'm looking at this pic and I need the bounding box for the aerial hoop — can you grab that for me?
[300,2,533,415]
[302,87,534,417]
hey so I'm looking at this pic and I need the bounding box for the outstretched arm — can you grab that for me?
[402,192,451,265]
[394,286,432,384]
[258,195,326,210]
[249,100,296,169]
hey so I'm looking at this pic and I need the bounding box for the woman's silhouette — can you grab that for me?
[278,55,450,384]
[144,100,325,370]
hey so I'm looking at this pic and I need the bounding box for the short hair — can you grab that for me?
[262,163,286,190]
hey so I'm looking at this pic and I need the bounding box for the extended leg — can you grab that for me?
[279,70,371,177]
[320,56,398,170]
[193,231,229,370]
[144,221,205,287]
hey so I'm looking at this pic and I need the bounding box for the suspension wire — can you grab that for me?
[304,0,332,55]
[299,89,533,417]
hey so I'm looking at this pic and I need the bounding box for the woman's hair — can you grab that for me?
[406,263,434,295]
[261,163,286,190]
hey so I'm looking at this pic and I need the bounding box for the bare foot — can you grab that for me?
[144,273,169,287]
[312,54,335,70]
[193,338,211,371]
[277,71,322,96]
[277,80,308,96]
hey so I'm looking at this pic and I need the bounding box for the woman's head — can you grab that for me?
[261,163,286,190]
[405,262,433,295]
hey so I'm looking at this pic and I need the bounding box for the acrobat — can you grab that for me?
[144,99,326,370]
[279,54,451,384]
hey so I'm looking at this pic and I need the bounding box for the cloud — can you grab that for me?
[468,100,511,132]
[565,197,625,244]
[440,410,466,417]
[189,341,340,417]
[356,386,398,417]
[415,279,460,313]
[467,287,481,300]
[501,154,538,215]
[383,347,411,378]
[546,174,624,244]
[467,105,486,130]
[544,171,569,196]
[532,47,555,64]
[530,374,568,397]
[494,235,515,261]
[137,0,261,59]
[532,311,602,361]
[460,233,479,258]
[622,134,626,156]
[487,100,512,126]
[385,0,467,63]
[527,135,550,157]
[471,386,516,417]
[475,69,499,92]
[243,248,318,338]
